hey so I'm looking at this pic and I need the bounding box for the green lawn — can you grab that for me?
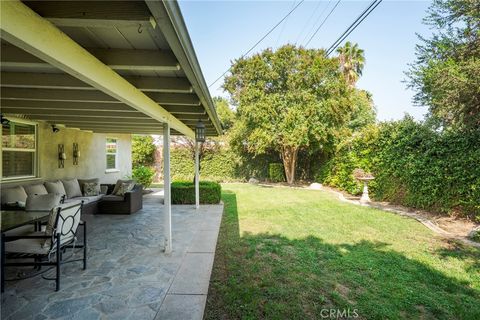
[205,183,480,320]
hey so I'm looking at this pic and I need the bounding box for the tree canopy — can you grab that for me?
[224,45,361,184]
[336,41,365,86]
[407,0,480,131]
[132,135,157,167]
[213,96,235,131]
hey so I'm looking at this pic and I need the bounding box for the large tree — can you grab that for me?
[224,45,355,184]
[407,0,480,131]
[336,41,365,86]
[132,135,156,167]
[213,96,235,131]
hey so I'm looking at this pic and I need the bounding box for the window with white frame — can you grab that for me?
[1,120,37,179]
[105,138,118,171]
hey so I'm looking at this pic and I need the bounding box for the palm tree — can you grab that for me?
[336,42,365,86]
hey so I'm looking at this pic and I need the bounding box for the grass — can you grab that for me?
[204,183,480,320]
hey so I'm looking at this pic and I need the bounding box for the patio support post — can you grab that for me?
[163,123,172,253]
[195,141,200,209]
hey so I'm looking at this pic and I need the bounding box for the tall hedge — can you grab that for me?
[169,146,278,182]
[317,118,480,220]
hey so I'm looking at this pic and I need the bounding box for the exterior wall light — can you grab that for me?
[73,143,80,165]
[58,144,66,168]
[195,120,205,143]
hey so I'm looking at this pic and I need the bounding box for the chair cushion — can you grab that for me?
[45,201,82,244]
[62,178,82,199]
[114,182,134,196]
[1,185,28,205]
[44,181,67,198]
[5,232,50,255]
[83,182,100,196]
[25,194,62,211]
[112,179,134,195]
[102,195,124,202]
[24,183,48,196]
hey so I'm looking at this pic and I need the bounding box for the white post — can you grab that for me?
[163,123,172,253]
[195,141,200,209]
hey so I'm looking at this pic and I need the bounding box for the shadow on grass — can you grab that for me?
[434,239,480,274]
[205,190,480,320]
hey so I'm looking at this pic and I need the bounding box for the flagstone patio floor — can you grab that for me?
[1,190,223,320]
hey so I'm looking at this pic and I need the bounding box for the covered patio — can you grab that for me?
[1,190,223,319]
[1,0,221,251]
[1,0,224,317]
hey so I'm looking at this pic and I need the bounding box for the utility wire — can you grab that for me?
[325,0,383,56]
[304,0,342,47]
[294,0,324,45]
[208,0,305,88]
[275,1,297,48]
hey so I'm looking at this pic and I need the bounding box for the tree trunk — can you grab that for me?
[281,146,298,185]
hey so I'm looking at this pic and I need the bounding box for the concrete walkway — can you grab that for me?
[1,190,223,320]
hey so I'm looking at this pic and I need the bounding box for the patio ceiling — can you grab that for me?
[0,0,221,137]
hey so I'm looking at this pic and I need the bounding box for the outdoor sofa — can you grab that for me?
[1,178,143,215]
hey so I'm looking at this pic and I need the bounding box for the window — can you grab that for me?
[105,138,118,171]
[2,120,37,179]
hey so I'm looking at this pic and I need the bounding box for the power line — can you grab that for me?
[208,0,305,88]
[304,0,342,47]
[326,0,383,56]
[294,0,325,45]
[275,1,297,48]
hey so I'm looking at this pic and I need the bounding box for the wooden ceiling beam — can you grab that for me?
[1,72,193,93]
[1,43,180,72]
[1,88,200,105]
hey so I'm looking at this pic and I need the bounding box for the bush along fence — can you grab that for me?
[171,181,221,204]
[160,146,280,182]
[316,118,480,220]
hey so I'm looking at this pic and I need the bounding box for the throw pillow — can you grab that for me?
[24,184,48,196]
[114,182,134,196]
[83,182,100,196]
[44,181,67,198]
[78,178,100,192]
[112,179,134,195]
[25,194,62,211]
[62,178,82,199]
[1,186,28,205]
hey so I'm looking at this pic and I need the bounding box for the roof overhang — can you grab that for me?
[0,0,222,137]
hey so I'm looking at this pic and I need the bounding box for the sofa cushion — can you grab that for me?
[71,195,103,204]
[102,195,124,202]
[112,179,134,195]
[78,178,100,195]
[25,193,62,211]
[83,182,100,196]
[114,182,134,196]
[1,185,28,205]
[24,183,48,196]
[62,178,82,199]
[44,181,67,197]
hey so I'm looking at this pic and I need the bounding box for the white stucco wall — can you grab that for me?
[1,121,132,186]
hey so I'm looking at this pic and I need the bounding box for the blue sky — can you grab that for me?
[180,0,432,121]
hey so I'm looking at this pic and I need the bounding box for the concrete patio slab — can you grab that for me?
[1,190,223,320]
[154,294,206,320]
[168,253,214,295]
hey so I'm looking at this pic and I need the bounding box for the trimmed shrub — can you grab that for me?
[132,166,155,188]
[269,163,285,182]
[171,181,221,204]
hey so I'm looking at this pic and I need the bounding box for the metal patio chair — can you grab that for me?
[1,201,87,292]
